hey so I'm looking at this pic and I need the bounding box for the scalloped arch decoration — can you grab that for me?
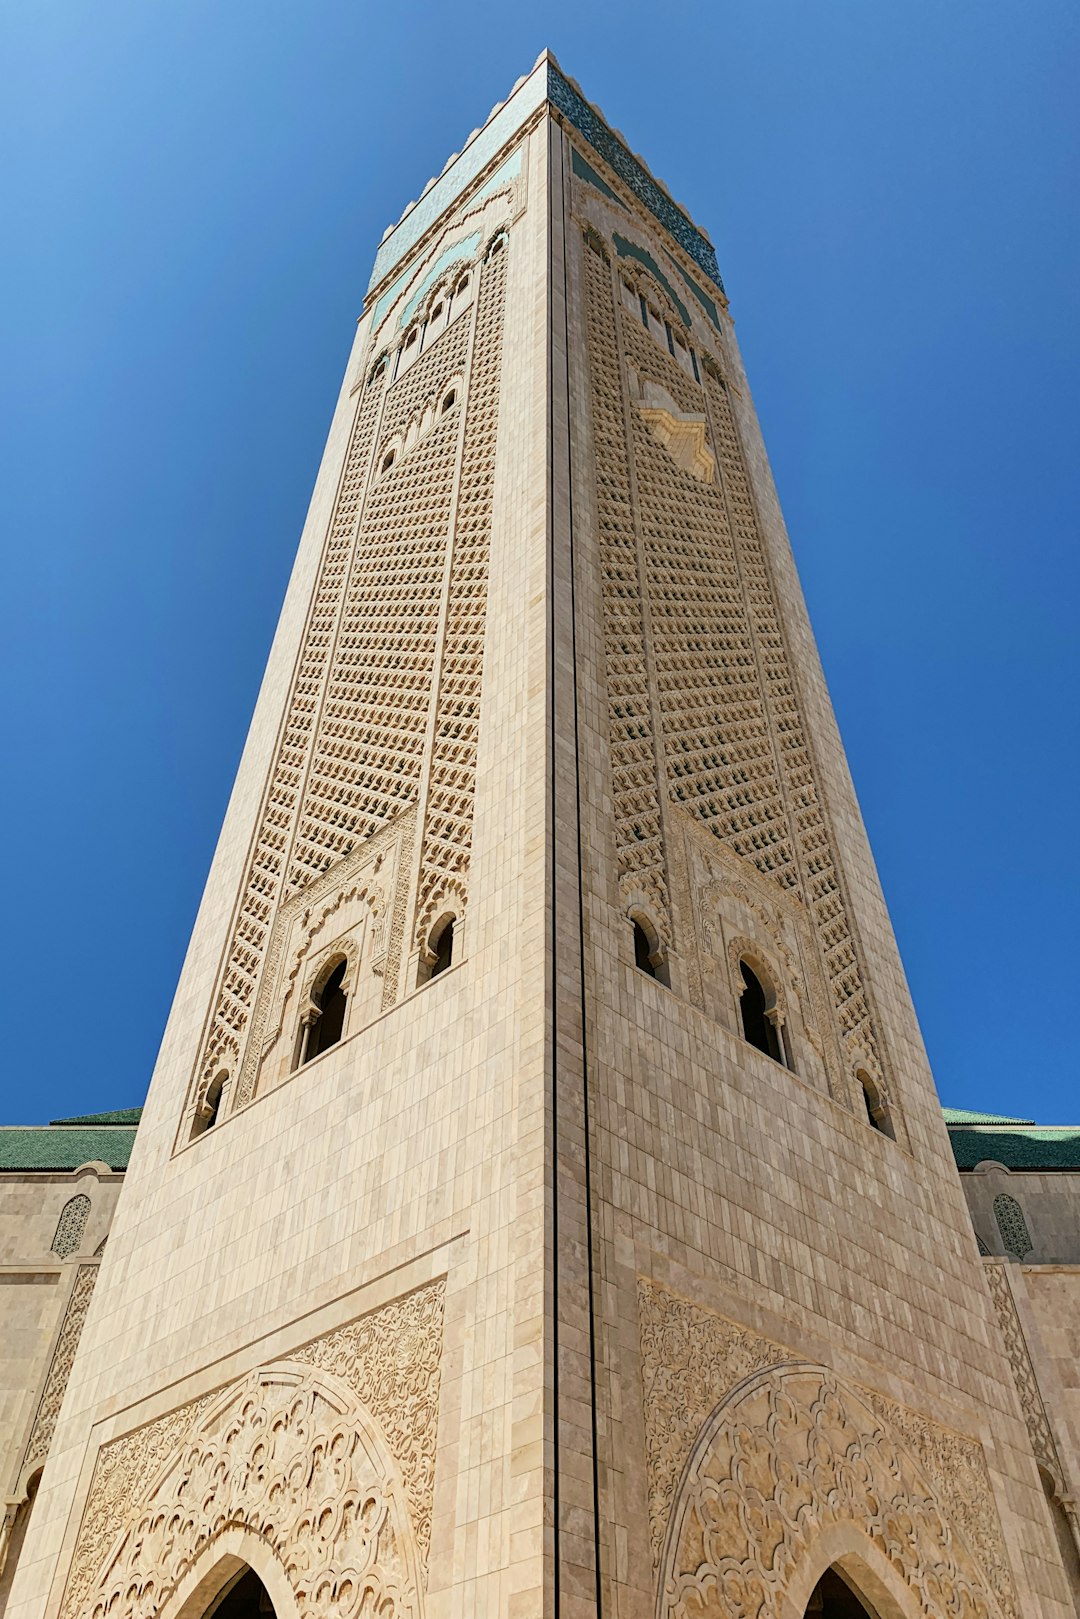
[659,1363,1009,1619]
[77,1362,422,1619]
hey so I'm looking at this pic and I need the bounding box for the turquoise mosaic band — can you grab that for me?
[547,67,723,292]
[366,61,724,300]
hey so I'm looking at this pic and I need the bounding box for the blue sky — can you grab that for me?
[2,1,1077,1125]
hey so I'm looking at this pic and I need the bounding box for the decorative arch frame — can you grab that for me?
[658,1362,1008,1619]
[79,1360,423,1619]
[726,935,788,1028]
[483,227,508,261]
[293,934,361,1067]
[191,1068,230,1138]
[414,876,467,964]
[854,1063,896,1140]
[621,881,673,952]
[193,1033,239,1129]
[618,260,692,340]
[628,905,670,985]
[159,1530,302,1619]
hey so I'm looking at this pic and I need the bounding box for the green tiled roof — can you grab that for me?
[942,1108,1035,1125]
[0,1108,142,1172]
[49,1108,143,1127]
[944,1109,1080,1172]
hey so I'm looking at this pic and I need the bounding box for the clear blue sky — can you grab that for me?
[2,1,1077,1125]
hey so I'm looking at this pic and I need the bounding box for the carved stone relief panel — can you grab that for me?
[21,1265,99,1487]
[639,1278,1018,1619]
[579,210,893,1118]
[186,160,521,1131]
[62,1281,444,1619]
[983,1262,1063,1492]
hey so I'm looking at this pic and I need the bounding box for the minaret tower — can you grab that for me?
[6,53,1076,1619]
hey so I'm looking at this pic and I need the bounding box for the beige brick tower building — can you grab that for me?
[6,52,1078,1619]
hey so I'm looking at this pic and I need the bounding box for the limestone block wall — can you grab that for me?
[5,57,1077,1619]
[0,1171,122,1617]
[553,112,1079,1617]
[962,1166,1080,1267]
[5,102,553,1619]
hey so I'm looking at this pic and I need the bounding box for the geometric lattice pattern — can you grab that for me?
[414,245,508,946]
[584,240,885,1082]
[583,245,672,941]
[194,249,503,1115]
[51,1194,91,1259]
[993,1193,1033,1260]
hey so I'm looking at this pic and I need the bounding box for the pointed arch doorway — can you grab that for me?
[205,1567,277,1619]
[804,1565,879,1618]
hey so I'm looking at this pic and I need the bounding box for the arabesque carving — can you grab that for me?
[639,1279,1017,1619]
[63,1281,444,1619]
[82,1366,419,1619]
[583,243,672,946]
[413,240,506,952]
[585,238,892,1114]
[22,1264,99,1482]
[983,1261,1062,1489]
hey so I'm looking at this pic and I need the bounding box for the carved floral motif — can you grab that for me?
[983,1262,1061,1488]
[639,1279,1016,1619]
[63,1282,444,1619]
[22,1265,99,1480]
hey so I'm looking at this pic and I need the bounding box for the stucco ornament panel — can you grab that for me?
[639,1280,1016,1619]
[22,1264,99,1483]
[63,1282,444,1619]
[983,1261,1062,1489]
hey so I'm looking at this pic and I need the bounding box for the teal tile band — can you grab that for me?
[571,147,623,207]
[367,59,725,302]
[548,65,723,292]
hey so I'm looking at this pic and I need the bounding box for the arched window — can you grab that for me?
[51,1194,91,1259]
[368,355,388,388]
[857,1069,895,1139]
[431,917,454,977]
[204,1566,278,1619]
[631,914,669,986]
[305,959,348,1062]
[1040,1469,1080,1599]
[191,1070,227,1139]
[802,1565,876,1616]
[739,960,783,1064]
[417,915,456,985]
[381,449,396,473]
[404,327,418,351]
[430,301,444,322]
[205,1073,225,1129]
[455,274,469,296]
[994,1192,1033,1259]
[441,389,456,414]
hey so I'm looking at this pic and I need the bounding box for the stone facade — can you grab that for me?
[4,51,1078,1619]
[0,1115,138,1613]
